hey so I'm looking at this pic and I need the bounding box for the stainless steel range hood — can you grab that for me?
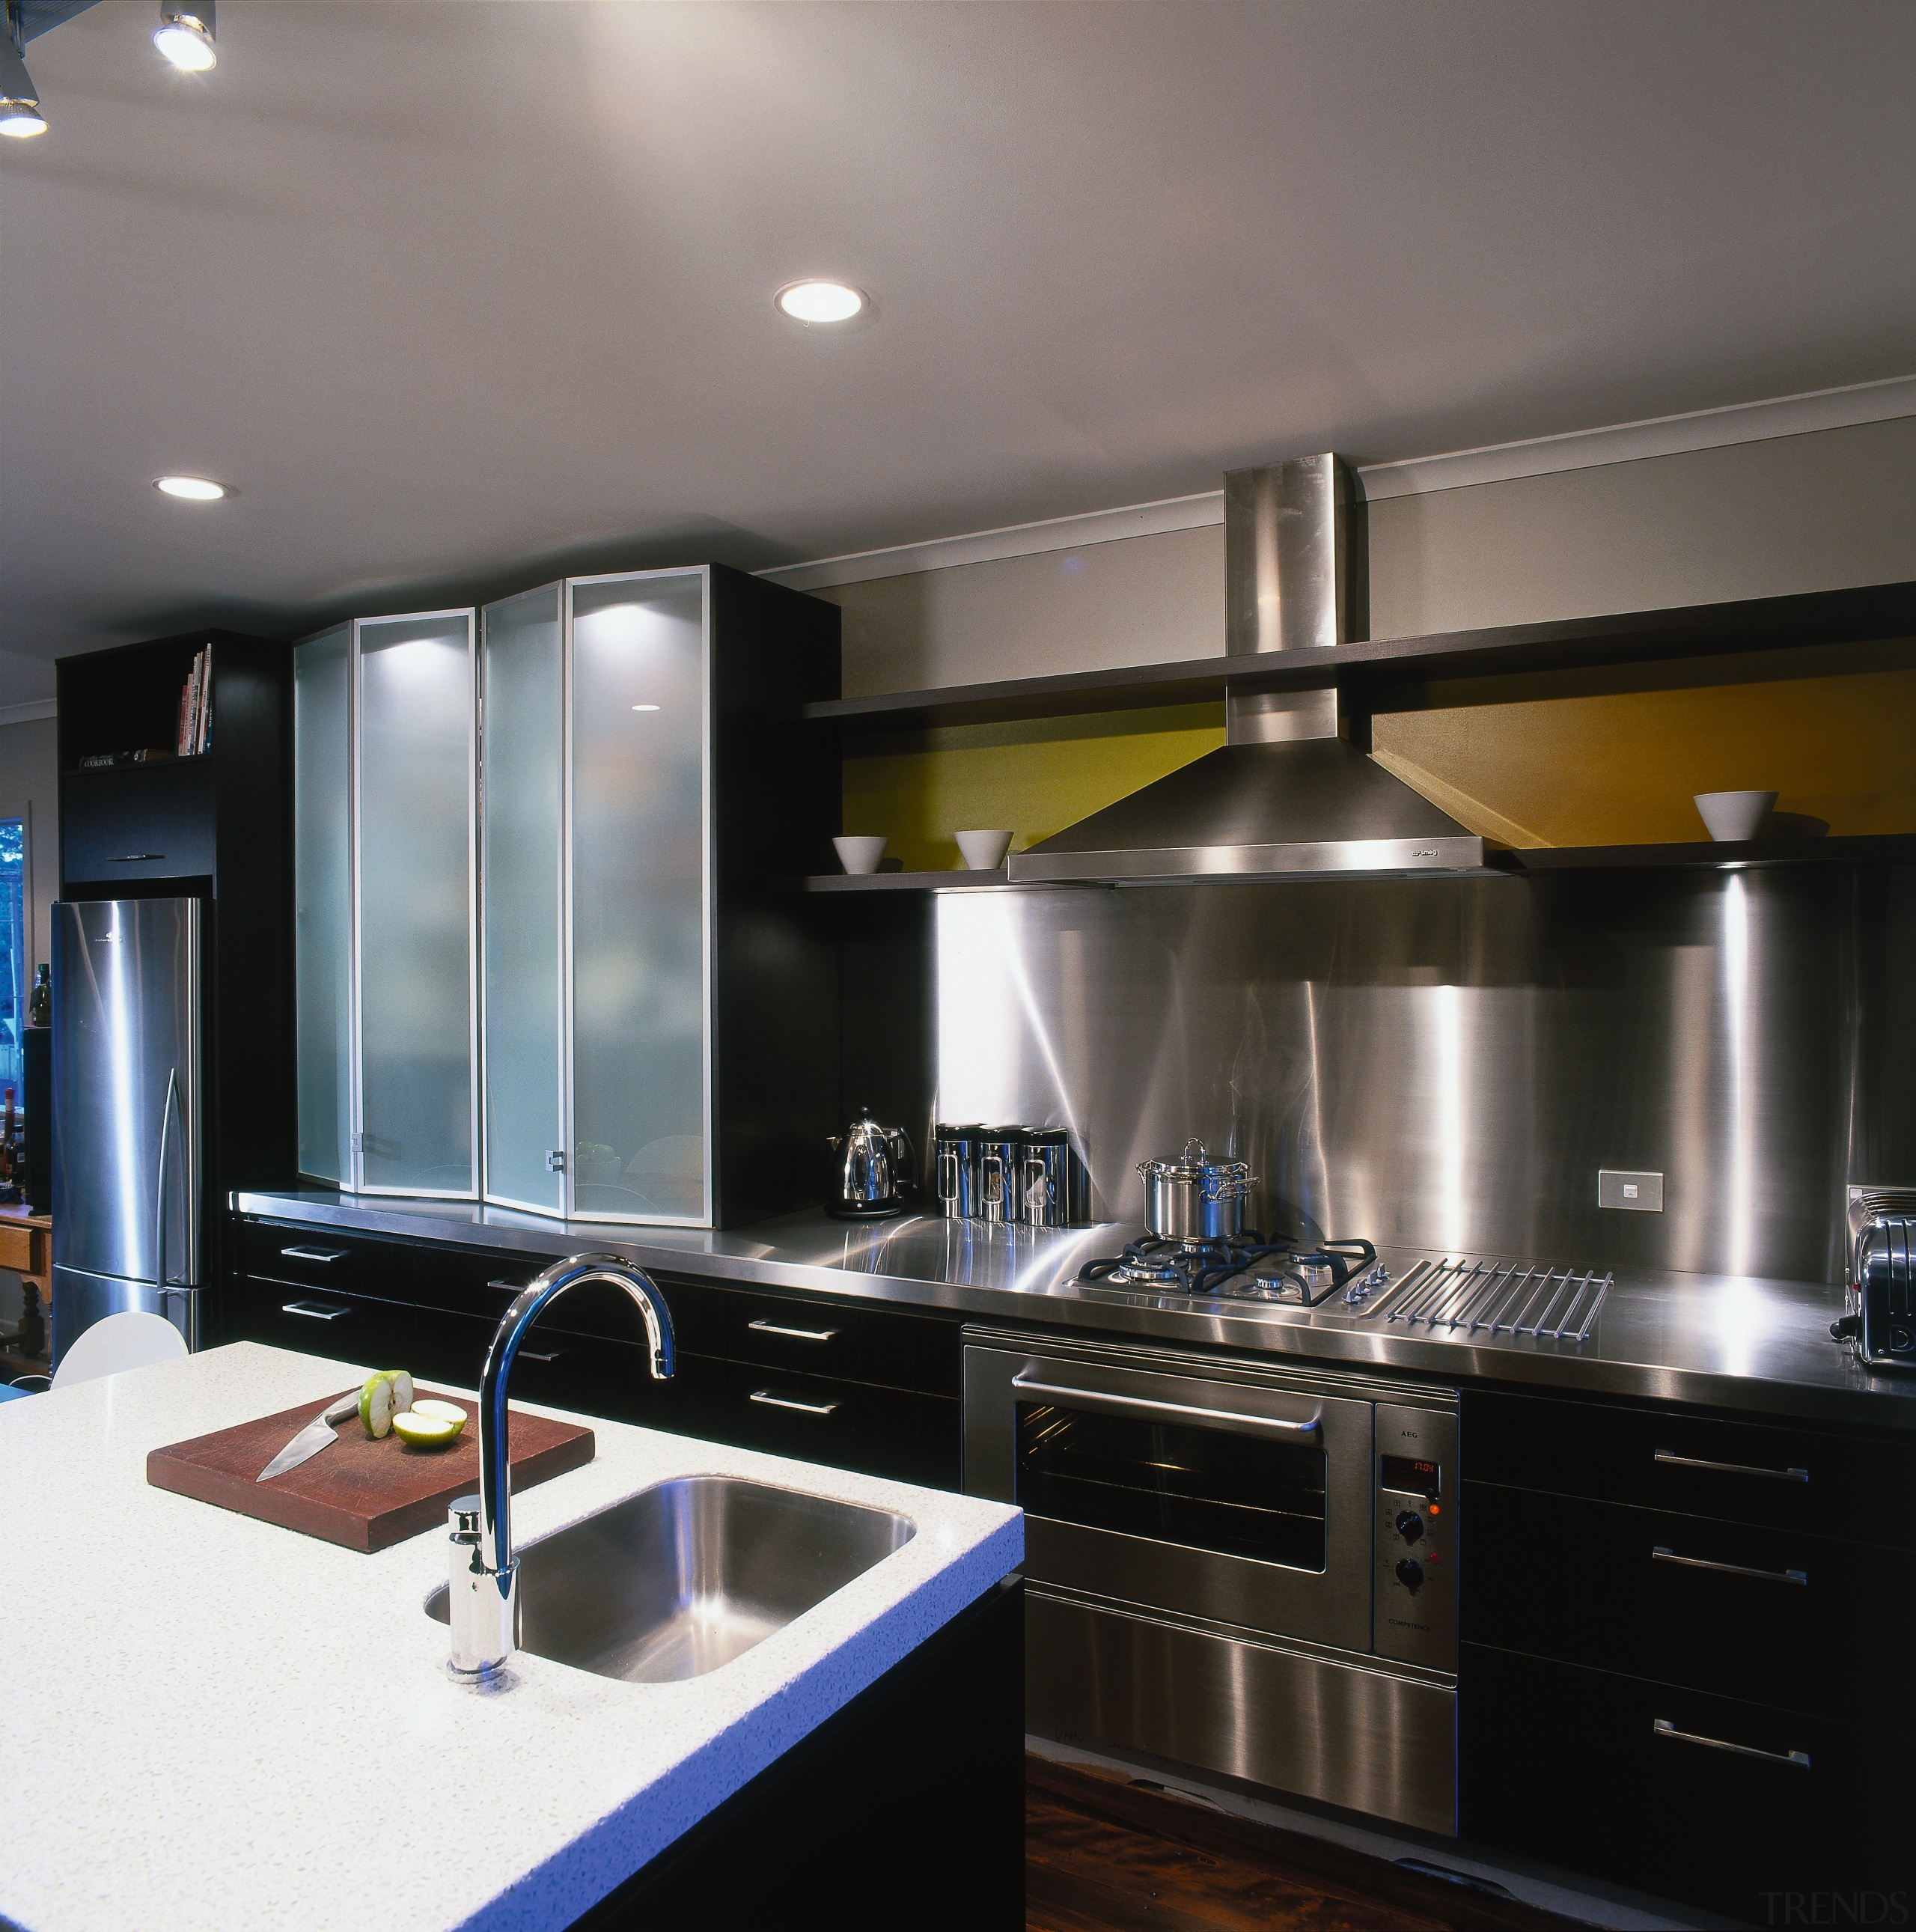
[1007,456,1489,884]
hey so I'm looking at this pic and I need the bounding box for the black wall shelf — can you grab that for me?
[804,868,1022,892]
[803,578,1916,737]
[802,832,1916,893]
[1491,835,1916,873]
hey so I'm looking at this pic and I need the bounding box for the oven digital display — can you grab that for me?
[1381,1453,1441,1495]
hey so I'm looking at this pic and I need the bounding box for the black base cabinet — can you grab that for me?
[233,1216,963,1489]
[1460,1645,1907,1921]
[573,1576,1025,1931]
[1459,1387,1911,1920]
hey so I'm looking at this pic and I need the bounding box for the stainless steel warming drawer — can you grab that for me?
[1025,1590,1458,1837]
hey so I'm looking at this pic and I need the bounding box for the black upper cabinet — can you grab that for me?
[704,567,844,1228]
[58,630,296,1341]
[58,630,289,898]
[61,760,218,883]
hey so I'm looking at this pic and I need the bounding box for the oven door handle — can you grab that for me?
[1010,1374,1322,1440]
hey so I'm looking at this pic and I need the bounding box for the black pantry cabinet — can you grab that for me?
[59,633,297,1344]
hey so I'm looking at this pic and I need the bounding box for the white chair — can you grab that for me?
[48,1311,188,1389]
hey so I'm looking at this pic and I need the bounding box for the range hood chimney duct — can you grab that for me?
[1006,454,1489,885]
[1223,453,1361,746]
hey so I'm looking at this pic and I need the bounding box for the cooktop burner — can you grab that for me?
[1076,1233,1387,1305]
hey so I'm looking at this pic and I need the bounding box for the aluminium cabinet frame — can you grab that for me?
[478,566,716,1227]
[295,609,480,1200]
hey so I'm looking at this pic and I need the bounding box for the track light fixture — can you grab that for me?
[0,7,47,138]
[154,0,216,72]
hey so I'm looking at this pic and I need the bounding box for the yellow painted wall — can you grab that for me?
[842,704,1224,872]
[843,656,1915,862]
[1372,660,1916,847]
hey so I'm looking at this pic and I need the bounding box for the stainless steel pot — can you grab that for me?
[1138,1139,1257,1243]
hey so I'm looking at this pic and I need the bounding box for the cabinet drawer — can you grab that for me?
[1463,1388,1911,1546]
[660,1276,962,1397]
[1465,1482,1912,1720]
[677,1357,960,1490]
[61,761,218,886]
[1459,1643,1902,1919]
[242,1221,414,1300]
[411,1246,676,1348]
[242,1282,414,1371]
[415,1306,683,1428]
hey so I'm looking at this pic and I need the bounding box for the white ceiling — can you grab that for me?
[2,0,1912,703]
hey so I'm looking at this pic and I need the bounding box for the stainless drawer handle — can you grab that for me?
[748,1389,840,1418]
[1652,1544,1807,1586]
[1653,1718,1810,1770]
[748,1318,840,1344]
[281,1246,349,1264]
[281,1299,350,1321]
[1010,1372,1320,1440]
[1653,1449,1808,1484]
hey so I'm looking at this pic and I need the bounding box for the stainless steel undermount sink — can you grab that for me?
[426,1474,916,1683]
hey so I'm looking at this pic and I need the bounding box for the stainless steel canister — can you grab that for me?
[1138,1139,1257,1243]
[977,1127,1024,1225]
[1017,1129,1081,1227]
[933,1124,989,1220]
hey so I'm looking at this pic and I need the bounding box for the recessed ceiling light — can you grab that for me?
[155,475,228,500]
[775,280,866,324]
[154,2,216,71]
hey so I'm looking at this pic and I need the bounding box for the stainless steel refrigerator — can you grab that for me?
[51,898,203,1364]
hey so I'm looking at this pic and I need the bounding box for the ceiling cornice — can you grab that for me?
[762,374,1916,591]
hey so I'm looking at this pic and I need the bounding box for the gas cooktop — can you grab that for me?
[1076,1233,1388,1306]
[1070,1237,1613,1341]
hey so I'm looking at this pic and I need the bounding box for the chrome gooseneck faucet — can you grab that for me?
[446,1252,675,1682]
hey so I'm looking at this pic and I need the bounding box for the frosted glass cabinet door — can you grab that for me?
[480,585,564,1213]
[293,625,353,1184]
[569,571,710,1222]
[356,612,477,1195]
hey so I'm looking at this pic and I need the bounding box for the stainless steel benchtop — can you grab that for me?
[233,1190,1915,1432]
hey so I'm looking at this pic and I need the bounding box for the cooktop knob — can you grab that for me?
[1395,1558,1424,1593]
[1395,1511,1424,1543]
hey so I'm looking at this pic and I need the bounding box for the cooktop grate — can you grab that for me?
[1363,1256,1611,1342]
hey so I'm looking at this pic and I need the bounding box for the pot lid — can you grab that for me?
[1138,1137,1251,1180]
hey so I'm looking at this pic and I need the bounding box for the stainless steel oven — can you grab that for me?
[962,1327,1459,1833]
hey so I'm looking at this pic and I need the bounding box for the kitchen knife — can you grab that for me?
[256,1391,363,1482]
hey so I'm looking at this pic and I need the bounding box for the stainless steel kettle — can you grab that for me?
[826,1107,915,1220]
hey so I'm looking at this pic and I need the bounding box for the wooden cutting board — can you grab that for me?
[146,1389,595,1553]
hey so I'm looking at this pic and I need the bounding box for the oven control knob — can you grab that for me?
[1394,1558,1424,1594]
[1395,1511,1424,1544]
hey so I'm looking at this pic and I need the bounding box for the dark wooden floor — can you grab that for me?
[1026,1756,1582,1932]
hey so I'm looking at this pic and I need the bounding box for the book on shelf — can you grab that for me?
[78,749,175,768]
[174,645,213,757]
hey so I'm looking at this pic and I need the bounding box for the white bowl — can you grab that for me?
[833,835,888,875]
[1694,790,1778,843]
[955,829,1013,871]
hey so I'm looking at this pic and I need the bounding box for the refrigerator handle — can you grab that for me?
[153,1069,198,1350]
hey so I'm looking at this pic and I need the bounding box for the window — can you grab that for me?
[0,817,23,1100]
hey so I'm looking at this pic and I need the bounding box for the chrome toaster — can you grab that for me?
[1833,1188,1916,1368]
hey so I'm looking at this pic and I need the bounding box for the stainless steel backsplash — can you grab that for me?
[932,866,1916,1282]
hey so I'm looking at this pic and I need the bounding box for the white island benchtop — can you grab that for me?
[0,1343,1023,1932]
